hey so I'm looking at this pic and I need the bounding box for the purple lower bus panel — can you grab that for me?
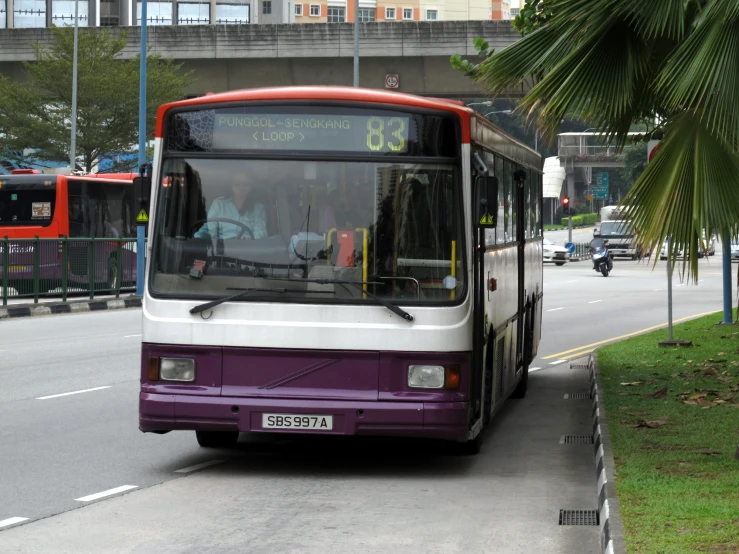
[140,343,471,441]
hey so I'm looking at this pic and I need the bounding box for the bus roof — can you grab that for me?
[155,86,540,166]
[155,86,478,142]
[0,173,135,185]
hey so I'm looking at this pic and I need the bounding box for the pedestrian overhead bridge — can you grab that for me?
[0,21,528,98]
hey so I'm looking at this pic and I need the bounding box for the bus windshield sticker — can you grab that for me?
[31,202,51,219]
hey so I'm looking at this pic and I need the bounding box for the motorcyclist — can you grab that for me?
[590,237,606,270]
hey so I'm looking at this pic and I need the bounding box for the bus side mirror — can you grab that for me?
[134,175,152,207]
[474,175,498,229]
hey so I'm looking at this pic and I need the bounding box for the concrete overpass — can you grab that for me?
[0,21,527,98]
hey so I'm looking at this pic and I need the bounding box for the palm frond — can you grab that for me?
[622,110,739,281]
[514,18,655,142]
[656,0,739,150]
[615,0,697,40]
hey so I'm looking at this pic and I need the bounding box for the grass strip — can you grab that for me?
[598,309,739,553]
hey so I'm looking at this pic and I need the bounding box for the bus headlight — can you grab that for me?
[408,365,445,389]
[159,358,196,382]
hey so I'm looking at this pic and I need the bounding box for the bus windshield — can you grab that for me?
[600,221,632,236]
[150,157,465,304]
[0,182,56,227]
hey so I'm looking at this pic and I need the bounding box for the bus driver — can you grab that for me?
[195,174,268,241]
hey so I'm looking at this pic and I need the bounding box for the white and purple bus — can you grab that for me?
[139,87,543,454]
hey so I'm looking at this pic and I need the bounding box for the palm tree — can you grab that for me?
[476,0,739,279]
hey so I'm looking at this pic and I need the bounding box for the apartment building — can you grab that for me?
[0,0,288,26]
[0,0,511,27]
[491,0,510,20]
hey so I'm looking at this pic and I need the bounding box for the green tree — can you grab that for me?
[0,27,194,173]
[471,0,739,278]
[512,0,553,36]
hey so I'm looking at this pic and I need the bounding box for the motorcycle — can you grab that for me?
[591,237,613,277]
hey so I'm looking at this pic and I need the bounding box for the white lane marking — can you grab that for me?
[0,517,29,529]
[36,386,111,400]
[529,367,543,373]
[549,360,567,365]
[654,288,662,291]
[75,485,138,502]
[547,307,564,312]
[174,460,225,474]
[588,300,602,304]
[124,334,141,338]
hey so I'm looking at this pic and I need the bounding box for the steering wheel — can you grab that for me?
[190,218,255,240]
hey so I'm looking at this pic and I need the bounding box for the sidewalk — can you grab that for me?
[0,295,141,320]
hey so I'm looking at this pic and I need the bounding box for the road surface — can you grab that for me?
[0,253,727,552]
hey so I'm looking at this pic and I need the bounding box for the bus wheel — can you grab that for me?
[196,430,239,448]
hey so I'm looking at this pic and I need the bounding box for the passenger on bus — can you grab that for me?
[194,175,268,240]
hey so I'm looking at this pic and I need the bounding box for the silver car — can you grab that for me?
[543,238,571,266]
[659,232,716,259]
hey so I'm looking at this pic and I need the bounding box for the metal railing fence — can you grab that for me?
[1,237,138,306]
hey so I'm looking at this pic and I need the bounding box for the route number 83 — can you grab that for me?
[366,117,406,152]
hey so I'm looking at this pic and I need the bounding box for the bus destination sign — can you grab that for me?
[211,113,411,154]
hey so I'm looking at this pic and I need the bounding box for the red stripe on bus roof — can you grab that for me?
[155,86,473,143]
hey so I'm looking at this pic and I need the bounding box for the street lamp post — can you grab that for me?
[353,0,359,87]
[70,0,80,173]
[136,0,148,296]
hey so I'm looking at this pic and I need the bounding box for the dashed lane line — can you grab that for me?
[36,386,111,400]
[549,360,567,365]
[588,300,602,304]
[529,367,543,373]
[0,517,29,529]
[174,460,225,474]
[124,334,142,338]
[75,485,138,503]
[547,307,564,312]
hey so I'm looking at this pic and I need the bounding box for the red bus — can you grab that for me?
[0,170,138,294]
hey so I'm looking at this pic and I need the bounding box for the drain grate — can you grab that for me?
[564,392,591,400]
[559,509,599,526]
[570,364,590,370]
[560,435,594,444]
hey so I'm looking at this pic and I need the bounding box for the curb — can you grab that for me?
[0,296,142,320]
[588,352,626,554]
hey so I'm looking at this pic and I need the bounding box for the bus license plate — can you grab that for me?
[262,413,333,431]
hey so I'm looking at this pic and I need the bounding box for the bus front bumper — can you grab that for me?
[140,392,470,442]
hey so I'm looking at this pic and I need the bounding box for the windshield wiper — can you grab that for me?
[262,277,414,322]
[190,287,287,315]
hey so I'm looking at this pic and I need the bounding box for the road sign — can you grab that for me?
[593,172,609,200]
[385,74,399,89]
[587,194,594,201]
[564,242,576,254]
[136,209,149,223]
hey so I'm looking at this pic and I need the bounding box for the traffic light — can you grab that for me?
[562,196,570,214]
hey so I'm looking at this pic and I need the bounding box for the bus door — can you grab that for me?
[514,168,526,374]
[66,177,135,288]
